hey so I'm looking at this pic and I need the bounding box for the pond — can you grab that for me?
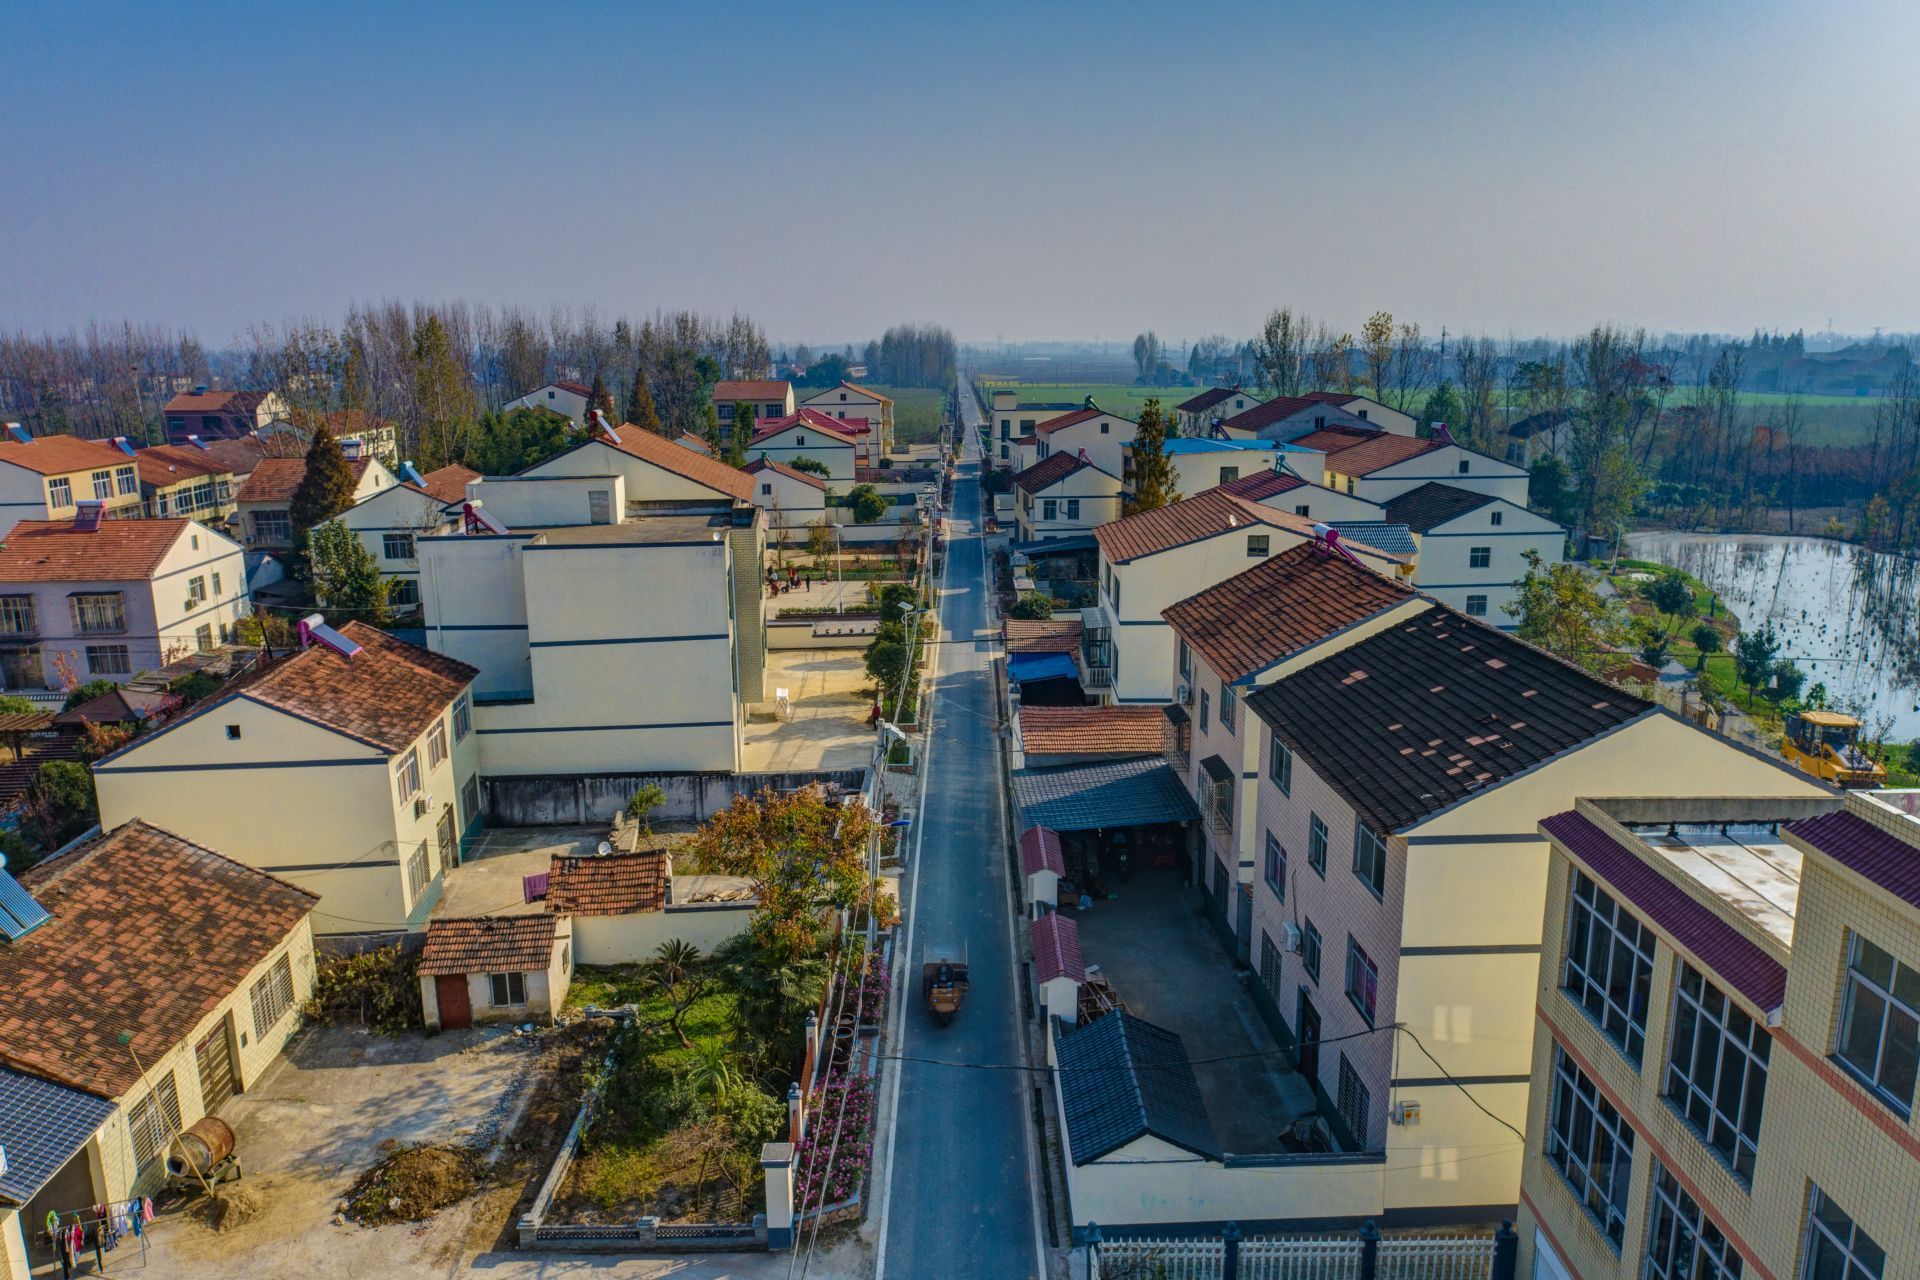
[1624,531,1920,741]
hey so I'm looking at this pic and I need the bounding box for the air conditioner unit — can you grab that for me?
[1281,922,1302,953]
[414,791,434,818]
[1176,682,1193,707]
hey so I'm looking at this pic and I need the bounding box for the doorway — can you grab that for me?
[435,975,472,1030]
[195,1020,237,1113]
[1296,988,1321,1081]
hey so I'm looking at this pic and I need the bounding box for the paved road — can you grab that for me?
[876,375,1043,1278]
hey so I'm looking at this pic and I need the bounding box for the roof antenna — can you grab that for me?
[296,612,361,658]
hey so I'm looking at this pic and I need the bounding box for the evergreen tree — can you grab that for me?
[727,401,751,465]
[307,519,391,624]
[1125,398,1180,514]
[625,364,662,434]
[410,314,476,468]
[588,373,615,421]
[289,426,359,538]
[1419,380,1462,434]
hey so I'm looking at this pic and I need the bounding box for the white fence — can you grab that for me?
[1091,1231,1498,1280]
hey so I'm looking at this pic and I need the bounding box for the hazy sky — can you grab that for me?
[4,0,1917,347]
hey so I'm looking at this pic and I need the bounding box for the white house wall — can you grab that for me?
[1409,503,1563,625]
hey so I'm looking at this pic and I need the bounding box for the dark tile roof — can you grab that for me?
[1003,617,1082,654]
[4,822,318,1098]
[53,687,175,726]
[1786,809,1920,909]
[1092,489,1323,564]
[1176,388,1242,413]
[1032,912,1086,984]
[1020,706,1171,757]
[1020,826,1066,877]
[418,915,558,976]
[0,1066,117,1203]
[1162,543,1417,683]
[546,850,667,916]
[1327,521,1419,558]
[1013,451,1105,494]
[1383,482,1501,533]
[1245,610,1651,834]
[1542,811,1788,1012]
[1012,757,1200,833]
[134,442,232,486]
[1219,395,1326,432]
[1055,1011,1220,1163]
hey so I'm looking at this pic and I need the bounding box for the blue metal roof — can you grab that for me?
[0,1067,114,1204]
[1329,521,1420,558]
[1008,652,1080,684]
[1162,437,1282,455]
[1011,756,1200,832]
[1054,1011,1221,1164]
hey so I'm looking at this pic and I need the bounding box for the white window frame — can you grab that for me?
[1645,1161,1745,1280]
[453,693,472,741]
[1345,936,1377,1024]
[1801,1186,1885,1280]
[395,748,421,803]
[91,469,113,500]
[127,1071,182,1170]
[48,476,72,508]
[383,532,416,560]
[1833,932,1920,1117]
[426,719,449,770]
[489,971,528,1007]
[1353,824,1387,897]
[1307,814,1328,875]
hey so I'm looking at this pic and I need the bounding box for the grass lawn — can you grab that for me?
[865,385,948,447]
[981,382,1196,420]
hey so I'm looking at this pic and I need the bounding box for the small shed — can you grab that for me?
[1019,825,1066,913]
[1030,911,1085,1022]
[52,688,174,727]
[418,915,573,1030]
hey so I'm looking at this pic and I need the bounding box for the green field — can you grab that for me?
[975,383,1196,419]
[861,385,947,448]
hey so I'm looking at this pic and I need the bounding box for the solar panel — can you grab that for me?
[111,436,137,457]
[4,424,31,446]
[185,434,209,450]
[296,613,362,659]
[400,461,427,486]
[0,871,50,940]
[71,501,105,531]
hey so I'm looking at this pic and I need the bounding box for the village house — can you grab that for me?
[417,422,765,779]
[335,462,478,611]
[1214,466,1387,523]
[0,823,316,1275]
[1215,393,1378,442]
[1031,404,1138,479]
[1518,788,1918,1280]
[991,390,1084,463]
[713,379,796,427]
[1285,424,1529,504]
[747,414,860,483]
[92,621,481,940]
[258,409,400,465]
[1383,481,1567,623]
[417,914,574,1031]
[502,380,593,425]
[1173,387,1264,436]
[1013,704,1172,769]
[133,443,237,525]
[1012,451,1123,543]
[233,454,399,551]
[1003,616,1085,707]
[1137,437,1308,500]
[799,381,893,454]
[195,436,271,491]
[161,387,287,444]
[744,457,829,536]
[0,431,143,537]
[1298,391,1418,436]
[0,516,247,694]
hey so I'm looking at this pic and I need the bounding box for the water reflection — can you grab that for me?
[1624,532,1920,740]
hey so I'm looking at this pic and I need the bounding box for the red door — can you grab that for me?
[435,975,472,1030]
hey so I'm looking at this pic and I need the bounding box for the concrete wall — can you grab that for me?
[572,901,754,964]
[469,473,625,529]
[420,533,535,699]
[1348,448,1527,505]
[337,483,455,602]
[504,384,589,424]
[1015,465,1123,541]
[747,432,856,483]
[1035,413,1137,478]
[1407,503,1562,625]
[1245,480,1380,524]
[480,767,866,826]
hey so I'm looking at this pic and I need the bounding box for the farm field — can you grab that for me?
[865,384,947,446]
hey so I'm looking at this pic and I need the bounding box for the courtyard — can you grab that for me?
[740,647,877,773]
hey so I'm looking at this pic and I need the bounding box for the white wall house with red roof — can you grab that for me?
[502,379,593,426]
[743,458,829,534]
[713,379,795,426]
[746,417,858,483]
[336,463,479,612]
[799,381,893,454]
[1032,406,1138,479]
[0,431,145,536]
[1012,452,1122,543]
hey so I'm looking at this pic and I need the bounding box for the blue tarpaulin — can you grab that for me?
[1008,652,1079,684]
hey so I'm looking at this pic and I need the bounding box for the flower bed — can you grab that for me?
[793,1069,876,1209]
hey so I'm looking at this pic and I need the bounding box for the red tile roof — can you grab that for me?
[601,423,755,501]
[0,519,199,582]
[1290,428,1443,476]
[743,457,826,490]
[409,464,479,506]
[1020,826,1066,877]
[134,443,231,486]
[1003,618,1082,654]
[751,416,862,447]
[196,437,270,477]
[714,380,792,401]
[1032,408,1101,436]
[418,915,558,976]
[1162,543,1419,682]
[1219,395,1330,432]
[1013,451,1107,494]
[1542,811,1788,1013]
[1032,912,1086,984]
[0,434,135,477]
[163,389,272,415]
[802,381,891,405]
[546,851,667,916]
[4,821,318,1097]
[288,408,395,440]
[1216,470,1308,502]
[1020,706,1172,757]
[553,380,593,398]
[1093,489,1349,564]
[1786,809,1920,909]
[235,455,374,504]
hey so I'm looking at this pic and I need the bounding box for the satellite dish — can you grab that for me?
[596,841,612,857]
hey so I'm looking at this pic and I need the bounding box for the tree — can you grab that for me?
[307,520,391,624]
[624,365,662,434]
[625,782,666,835]
[60,679,117,711]
[1419,381,1461,434]
[1766,657,1808,704]
[1125,397,1180,514]
[1360,311,1396,404]
[1131,332,1162,383]
[1504,550,1627,674]
[1643,570,1696,640]
[1252,308,1311,397]
[845,484,888,523]
[1529,455,1573,522]
[289,426,359,540]
[410,314,477,469]
[462,407,574,475]
[798,353,851,388]
[587,373,615,421]
[806,517,835,563]
[1566,325,1652,547]
[32,760,96,845]
[646,939,712,1049]
[687,788,878,967]
[1733,627,1781,703]
[1689,622,1723,670]
[786,456,831,477]
[1008,591,1053,620]
[864,635,909,692]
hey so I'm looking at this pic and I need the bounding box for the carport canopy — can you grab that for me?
[1007,651,1079,684]
[1011,756,1201,833]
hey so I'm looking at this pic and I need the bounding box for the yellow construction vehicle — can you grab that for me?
[1782,711,1885,788]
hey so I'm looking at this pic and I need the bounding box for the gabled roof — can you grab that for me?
[418,915,557,976]
[1020,705,1172,756]
[1013,451,1110,495]
[713,379,791,401]
[1299,391,1367,408]
[1245,609,1650,835]
[751,415,861,447]
[1162,543,1419,683]
[1032,912,1086,984]
[1019,826,1066,877]
[1786,809,1920,910]
[1004,617,1082,654]
[1216,470,1309,502]
[197,436,270,477]
[163,389,271,414]
[408,463,480,506]
[1093,488,1377,565]
[743,457,826,491]
[0,433,134,476]
[235,455,374,504]
[1012,757,1201,833]
[801,380,891,404]
[546,850,667,916]
[134,443,231,486]
[1289,428,1445,476]
[0,518,200,583]
[1055,1011,1220,1163]
[1035,406,1136,436]
[3,821,318,1098]
[595,423,755,501]
[1175,387,1249,413]
[552,380,593,397]
[1383,482,1502,532]
[285,408,396,440]
[53,687,175,726]
[1218,395,1330,432]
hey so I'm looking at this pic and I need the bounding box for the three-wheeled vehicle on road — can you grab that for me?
[921,942,970,1027]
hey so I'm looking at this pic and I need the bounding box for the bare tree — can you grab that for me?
[1252,307,1311,397]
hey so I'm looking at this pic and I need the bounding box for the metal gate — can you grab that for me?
[195,1022,236,1113]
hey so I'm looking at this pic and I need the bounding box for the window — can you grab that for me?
[48,476,71,508]
[1465,595,1489,617]
[395,748,421,802]
[1337,1054,1370,1145]
[1645,1162,1744,1280]
[1563,870,1655,1064]
[211,571,222,596]
[1219,466,1240,485]
[490,972,528,1007]
[115,466,137,496]
[249,952,296,1038]
[1041,499,1057,521]
[1308,814,1328,875]
[1199,689,1209,733]
[794,433,807,446]
[1099,421,1110,433]
[1219,683,1235,731]
[383,532,416,560]
[1345,937,1378,1023]
[1802,1186,1885,1280]
[188,575,207,604]
[390,578,420,607]
[1458,459,1470,474]
[1833,933,1920,1116]
[405,840,431,902]
[254,510,292,543]
[226,724,241,740]
[1490,510,1503,527]
[717,402,735,420]
[1353,824,1386,896]
[1209,774,1234,829]
[0,595,35,635]
[427,718,449,769]
[1302,920,1322,982]
[86,644,130,675]
[1666,962,1770,1181]
[127,1072,183,1171]
[453,693,472,741]
[761,483,773,496]
[195,623,213,653]
[462,774,481,828]
[1064,498,1080,521]
[1469,546,1492,569]
[1294,503,1311,517]
[1269,739,1291,793]
[91,470,113,500]
[71,592,126,633]
[1260,931,1283,1005]
[1546,1044,1636,1249]
[1247,534,1269,557]
[1264,833,1286,901]
[1178,639,1190,679]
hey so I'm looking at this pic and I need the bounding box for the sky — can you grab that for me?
[3,0,1918,348]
